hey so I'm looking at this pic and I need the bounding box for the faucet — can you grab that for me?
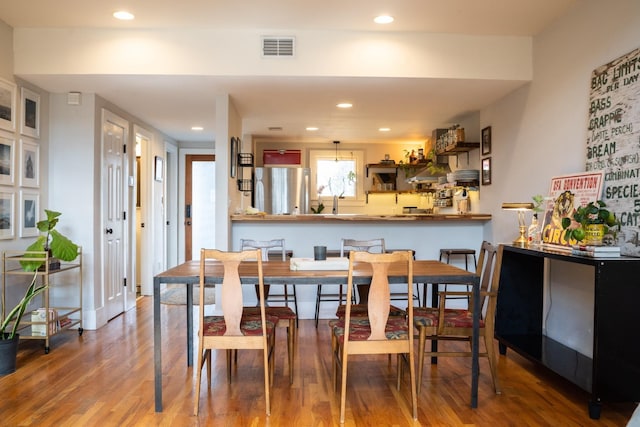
[332,195,338,214]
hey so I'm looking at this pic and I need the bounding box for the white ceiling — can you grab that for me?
[0,0,577,144]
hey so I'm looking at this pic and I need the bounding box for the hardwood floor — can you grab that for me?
[1,297,635,426]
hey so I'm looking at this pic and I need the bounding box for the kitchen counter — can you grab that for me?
[231,213,491,222]
[231,212,491,320]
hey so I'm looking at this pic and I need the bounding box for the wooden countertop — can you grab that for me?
[231,213,491,222]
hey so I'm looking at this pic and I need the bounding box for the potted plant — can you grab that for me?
[20,209,79,272]
[0,272,46,375]
[561,200,620,245]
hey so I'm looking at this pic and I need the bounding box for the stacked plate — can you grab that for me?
[454,169,480,182]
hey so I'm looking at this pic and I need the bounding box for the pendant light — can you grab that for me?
[333,140,340,162]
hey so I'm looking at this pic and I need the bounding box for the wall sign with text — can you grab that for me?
[586,47,640,257]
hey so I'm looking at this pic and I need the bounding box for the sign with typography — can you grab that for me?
[586,47,640,257]
[541,172,603,250]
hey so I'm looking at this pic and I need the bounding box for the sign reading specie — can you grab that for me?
[586,47,640,257]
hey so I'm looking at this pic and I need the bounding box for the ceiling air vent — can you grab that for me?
[262,36,295,57]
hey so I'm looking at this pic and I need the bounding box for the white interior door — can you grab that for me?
[103,111,127,320]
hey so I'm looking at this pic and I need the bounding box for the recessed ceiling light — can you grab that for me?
[113,11,135,20]
[306,127,319,131]
[374,15,394,24]
[336,103,353,109]
[191,126,203,131]
[379,127,391,132]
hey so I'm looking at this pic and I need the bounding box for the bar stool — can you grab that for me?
[422,248,477,307]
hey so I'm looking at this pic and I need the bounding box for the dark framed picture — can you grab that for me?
[482,157,492,185]
[20,87,40,139]
[154,156,164,182]
[482,126,492,155]
[230,136,238,178]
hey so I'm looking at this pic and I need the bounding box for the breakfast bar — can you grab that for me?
[231,213,491,319]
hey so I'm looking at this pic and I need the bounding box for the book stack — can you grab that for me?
[571,245,621,257]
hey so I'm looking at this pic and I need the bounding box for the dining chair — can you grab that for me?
[332,239,419,320]
[314,238,385,327]
[240,238,297,384]
[193,248,277,416]
[329,250,417,423]
[413,241,503,394]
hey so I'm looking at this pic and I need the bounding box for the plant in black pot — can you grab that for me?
[20,210,79,272]
[0,272,46,375]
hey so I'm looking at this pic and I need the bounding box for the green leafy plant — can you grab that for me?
[1,272,46,340]
[20,210,79,272]
[531,194,545,213]
[561,200,620,242]
[311,202,325,214]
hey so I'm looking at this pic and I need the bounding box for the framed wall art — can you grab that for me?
[0,136,15,186]
[20,87,40,139]
[482,157,492,185]
[19,189,39,237]
[154,156,164,182]
[481,126,492,155]
[0,78,17,132]
[19,139,39,188]
[0,190,14,240]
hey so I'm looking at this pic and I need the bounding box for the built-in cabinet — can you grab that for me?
[2,249,83,354]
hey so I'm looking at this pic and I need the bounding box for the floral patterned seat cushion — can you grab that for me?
[413,306,485,329]
[203,313,278,336]
[335,304,406,318]
[243,305,297,321]
[329,317,409,342]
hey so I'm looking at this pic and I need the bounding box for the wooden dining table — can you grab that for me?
[153,258,481,412]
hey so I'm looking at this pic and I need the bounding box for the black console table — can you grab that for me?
[495,245,640,419]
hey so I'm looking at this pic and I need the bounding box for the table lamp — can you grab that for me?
[502,202,534,247]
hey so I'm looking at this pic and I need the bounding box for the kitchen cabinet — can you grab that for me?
[2,249,83,354]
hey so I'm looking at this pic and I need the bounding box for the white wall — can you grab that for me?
[481,0,640,245]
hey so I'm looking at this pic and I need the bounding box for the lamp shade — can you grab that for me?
[501,202,534,210]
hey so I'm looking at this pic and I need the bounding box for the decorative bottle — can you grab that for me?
[527,214,542,247]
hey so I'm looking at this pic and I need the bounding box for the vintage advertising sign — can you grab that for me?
[585,47,640,257]
[541,172,603,250]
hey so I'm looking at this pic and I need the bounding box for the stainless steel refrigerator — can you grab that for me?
[254,167,310,214]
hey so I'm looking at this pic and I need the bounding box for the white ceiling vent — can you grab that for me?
[262,36,295,57]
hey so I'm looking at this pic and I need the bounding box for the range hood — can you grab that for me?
[405,161,451,183]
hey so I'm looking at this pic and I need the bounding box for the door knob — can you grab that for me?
[106,228,113,234]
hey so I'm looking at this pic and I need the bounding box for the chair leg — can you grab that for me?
[205,349,212,386]
[331,331,339,391]
[396,354,402,390]
[263,334,272,416]
[484,328,502,394]
[287,318,295,384]
[226,349,233,383]
[194,346,205,415]
[408,345,418,420]
[417,327,426,394]
[339,345,349,424]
